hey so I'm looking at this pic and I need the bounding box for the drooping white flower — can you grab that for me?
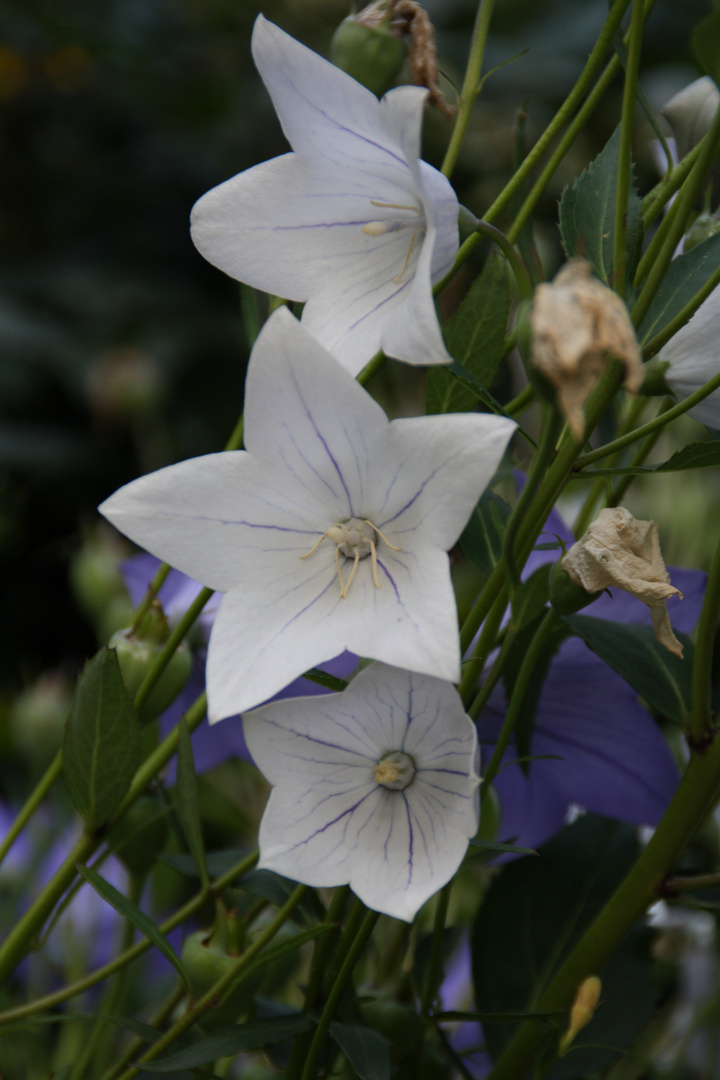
[243,662,479,921]
[656,284,720,429]
[190,15,459,377]
[99,307,515,720]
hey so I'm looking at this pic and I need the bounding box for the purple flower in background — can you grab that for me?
[190,16,459,376]
[477,505,705,852]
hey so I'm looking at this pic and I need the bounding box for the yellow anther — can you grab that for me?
[362,221,396,237]
[393,231,417,283]
[559,976,602,1055]
[374,760,402,785]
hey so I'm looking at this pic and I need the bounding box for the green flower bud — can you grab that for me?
[9,673,72,770]
[181,903,261,1030]
[549,560,603,615]
[331,10,408,98]
[108,623,191,722]
[107,793,169,877]
[69,533,126,625]
[683,211,720,252]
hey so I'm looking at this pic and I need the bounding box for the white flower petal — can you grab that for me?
[190,16,459,372]
[659,284,720,428]
[243,664,478,921]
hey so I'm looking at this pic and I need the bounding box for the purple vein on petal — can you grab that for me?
[286,365,355,515]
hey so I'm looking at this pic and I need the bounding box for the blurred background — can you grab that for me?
[0,0,712,752]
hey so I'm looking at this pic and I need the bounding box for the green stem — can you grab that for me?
[0,691,208,988]
[458,588,508,703]
[421,884,452,1019]
[480,608,562,803]
[130,563,172,634]
[607,400,672,508]
[116,885,307,1079]
[506,384,535,416]
[285,885,351,1080]
[632,101,720,328]
[441,0,495,179]
[133,588,213,711]
[487,732,720,1080]
[467,624,519,720]
[689,528,720,746]
[0,852,258,1025]
[573,367,720,468]
[663,871,720,894]
[300,907,381,1080]
[357,349,386,387]
[473,222,534,299]
[613,0,645,296]
[100,982,187,1080]
[0,751,63,869]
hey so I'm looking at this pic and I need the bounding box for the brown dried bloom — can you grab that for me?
[530,260,643,441]
[562,507,684,657]
[389,1,453,116]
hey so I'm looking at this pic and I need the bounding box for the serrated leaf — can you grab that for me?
[577,440,720,479]
[559,127,643,289]
[472,815,657,1076]
[638,231,720,349]
[175,716,208,887]
[563,614,692,724]
[76,864,189,991]
[460,490,512,580]
[329,1022,391,1080]
[138,1015,315,1072]
[426,248,511,415]
[63,647,142,828]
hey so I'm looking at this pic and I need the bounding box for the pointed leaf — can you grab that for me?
[460,490,512,581]
[162,848,253,879]
[76,864,189,991]
[559,127,643,289]
[638,231,720,350]
[175,716,208,887]
[577,440,720,478]
[467,839,537,857]
[63,647,142,828]
[138,1015,315,1072]
[564,614,693,724]
[426,248,511,414]
[329,1022,391,1080]
[303,667,349,692]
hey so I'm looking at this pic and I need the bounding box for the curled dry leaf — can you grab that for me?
[530,260,643,441]
[562,507,684,657]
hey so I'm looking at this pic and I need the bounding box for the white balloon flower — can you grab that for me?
[243,662,479,922]
[190,15,459,376]
[656,284,720,429]
[99,307,515,720]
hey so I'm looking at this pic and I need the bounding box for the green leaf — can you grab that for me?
[330,1022,391,1080]
[302,667,349,692]
[175,716,208,887]
[472,814,658,1077]
[162,848,252,879]
[426,248,511,415]
[691,8,720,87]
[577,440,720,478]
[638,231,720,348]
[0,1012,159,1041]
[138,1015,315,1072]
[564,614,693,724]
[63,647,142,828]
[232,869,326,924]
[558,126,643,288]
[76,864,189,991]
[466,838,537,858]
[436,1010,561,1025]
[459,490,512,581]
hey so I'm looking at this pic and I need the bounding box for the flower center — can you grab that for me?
[299,516,401,599]
[374,751,416,791]
[361,200,426,284]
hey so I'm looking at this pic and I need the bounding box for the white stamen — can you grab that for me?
[300,517,401,598]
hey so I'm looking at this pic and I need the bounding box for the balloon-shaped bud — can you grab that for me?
[331,5,408,98]
[181,901,261,1030]
[108,607,191,722]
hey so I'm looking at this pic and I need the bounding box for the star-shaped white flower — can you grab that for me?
[657,283,720,429]
[99,307,515,719]
[190,15,459,376]
[243,662,479,921]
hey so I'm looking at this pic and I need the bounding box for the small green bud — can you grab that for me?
[683,211,720,252]
[331,8,408,98]
[9,673,72,770]
[108,624,191,722]
[639,358,671,397]
[108,793,169,877]
[70,532,126,625]
[181,902,261,1030]
[549,560,603,615]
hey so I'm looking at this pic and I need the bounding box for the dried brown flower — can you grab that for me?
[530,260,643,441]
[562,507,684,657]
